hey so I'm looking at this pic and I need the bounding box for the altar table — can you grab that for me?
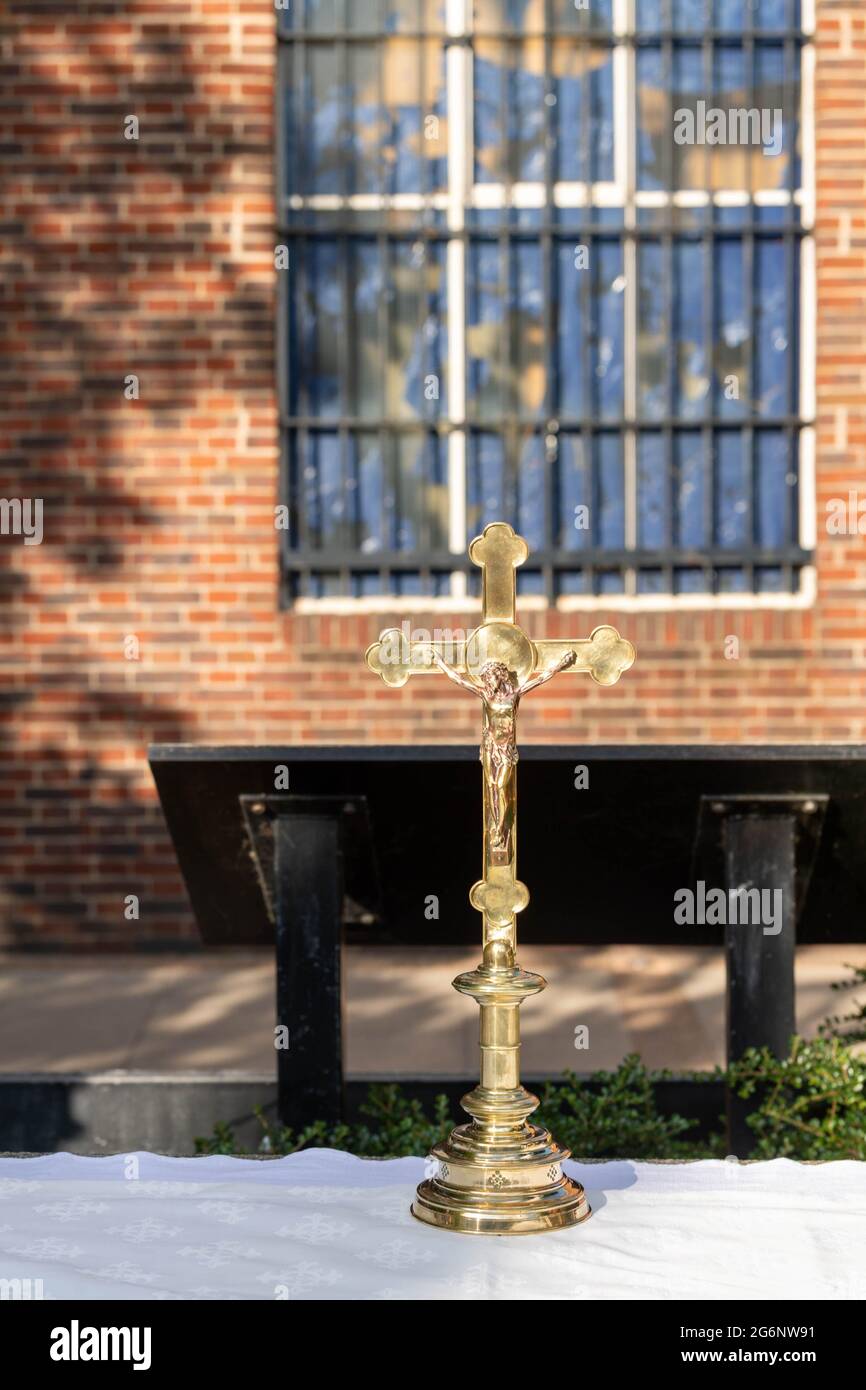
[0,1149,863,1300]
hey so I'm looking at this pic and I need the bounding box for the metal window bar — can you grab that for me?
[744,12,756,595]
[701,0,714,596]
[662,0,674,597]
[276,5,812,604]
[541,0,556,597]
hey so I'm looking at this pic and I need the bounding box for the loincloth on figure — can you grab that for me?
[481,728,519,769]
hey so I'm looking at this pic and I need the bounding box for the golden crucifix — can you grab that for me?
[366,522,635,1234]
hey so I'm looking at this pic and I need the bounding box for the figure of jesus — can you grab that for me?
[431,649,577,856]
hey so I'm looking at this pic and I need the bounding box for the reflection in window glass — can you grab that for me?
[714,240,748,419]
[636,46,665,192]
[513,242,545,419]
[674,241,709,420]
[475,40,546,183]
[637,240,666,420]
[553,46,615,184]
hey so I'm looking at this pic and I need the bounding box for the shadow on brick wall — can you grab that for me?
[0,6,275,948]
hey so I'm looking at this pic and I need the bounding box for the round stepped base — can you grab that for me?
[411,1121,591,1236]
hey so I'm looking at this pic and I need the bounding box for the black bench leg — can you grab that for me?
[723,813,796,1157]
[273,810,345,1133]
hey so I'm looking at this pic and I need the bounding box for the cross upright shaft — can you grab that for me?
[365,522,635,1234]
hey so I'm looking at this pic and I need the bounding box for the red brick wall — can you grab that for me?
[1,2,864,948]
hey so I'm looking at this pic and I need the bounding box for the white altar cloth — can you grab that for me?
[0,1150,863,1300]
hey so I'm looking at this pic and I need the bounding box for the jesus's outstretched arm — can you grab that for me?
[430,651,485,699]
[516,649,577,698]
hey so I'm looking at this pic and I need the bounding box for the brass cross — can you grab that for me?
[365,521,635,971]
[365,522,635,1233]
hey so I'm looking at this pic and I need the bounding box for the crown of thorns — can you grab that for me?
[479,660,512,681]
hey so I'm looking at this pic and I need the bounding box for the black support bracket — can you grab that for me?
[242,795,364,1132]
[696,794,827,1156]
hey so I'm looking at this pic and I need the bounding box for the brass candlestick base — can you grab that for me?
[365,524,634,1236]
[413,966,590,1235]
[413,1139,590,1236]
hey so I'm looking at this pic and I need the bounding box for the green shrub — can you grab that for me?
[535,1054,723,1159]
[727,1035,866,1161]
[820,962,866,1046]
[195,1084,452,1159]
[196,1059,718,1160]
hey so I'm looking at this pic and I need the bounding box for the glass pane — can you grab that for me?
[676,430,706,547]
[754,237,792,416]
[294,0,340,30]
[516,435,546,549]
[468,241,505,419]
[637,240,666,419]
[380,40,447,193]
[475,0,535,29]
[711,43,749,191]
[597,434,625,548]
[637,432,666,549]
[467,432,506,537]
[673,0,708,28]
[476,0,614,28]
[635,0,662,27]
[350,1,445,31]
[349,0,386,28]
[347,431,451,571]
[594,239,626,418]
[554,45,615,184]
[355,240,386,418]
[674,240,709,419]
[291,1,446,30]
[636,46,665,192]
[475,39,546,183]
[755,41,798,191]
[425,433,451,548]
[557,241,585,417]
[390,240,448,417]
[471,240,585,421]
[305,46,342,196]
[715,431,748,549]
[636,0,793,32]
[755,430,792,548]
[761,0,794,26]
[715,0,746,30]
[352,42,388,193]
[304,432,343,546]
[513,242,545,419]
[556,434,591,550]
[556,237,622,417]
[672,43,705,192]
[291,39,446,197]
[714,239,748,419]
[552,0,614,29]
[420,240,449,419]
[357,435,386,553]
[302,241,343,417]
[396,433,430,548]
